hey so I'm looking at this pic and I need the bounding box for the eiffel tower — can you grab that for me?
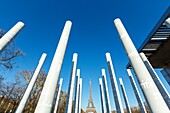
[85,80,97,113]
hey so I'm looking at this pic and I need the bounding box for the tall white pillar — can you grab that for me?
[119,78,132,113]
[114,18,169,113]
[102,69,112,113]
[127,69,147,113]
[15,53,47,113]
[99,78,107,113]
[140,52,170,108]
[65,53,78,113]
[0,22,24,54]
[53,78,63,113]
[78,78,82,113]
[74,69,80,113]
[105,53,124,113]
[35,21,72,113]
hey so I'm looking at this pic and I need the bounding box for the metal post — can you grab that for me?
[114,18,169,113]
[78,78,82,113]
[127,69,147,113]
[99,78,107,113]
[74,69,80,113]
[65,53,78,113]
[35,21,72,113]
[0,22,24,54]
[15,53,47,113]
[105,53,124,113]
[119,78,132,113]
[101,69,112,113]
[140,52,170,108]
[53,78,63,113]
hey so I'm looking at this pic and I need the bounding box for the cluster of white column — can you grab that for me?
[2,18,169,113]
[1,20,83,113]
[114,18,170,113]
[98,18,170,113]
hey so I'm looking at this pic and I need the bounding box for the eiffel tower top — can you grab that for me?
[89,80,92,100]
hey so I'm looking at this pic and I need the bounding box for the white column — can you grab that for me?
[114,18,169,113]
[140,52,170,108]
[74,69,80,113]
[78,78,82,113]
[119,78,132,113]
[102,69,112,113]
[65,53,78,113]
[35,21,72,113]
[99,78,107,113]
[165,18,170,28]
[106,53,124,113]
[0,22,24,54]
[127,69,147,113]
[53,78,63,113]
[15,53,47,113]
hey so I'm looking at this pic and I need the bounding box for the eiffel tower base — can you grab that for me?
[85,107,97,113]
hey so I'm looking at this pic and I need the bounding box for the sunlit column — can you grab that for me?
[99,78,107,113]
[102,69,112,113]
[15,53,47,113]
[127,69,147,113]
[53,78,63,113]
[65,53,78,113]
[106,53,124,113]
[74,69,80,113]
[0,22,24,54]
[119,78,132,113]
[114,18,169,113]
[78,78,82,113]
[35,21,72,113]
[140,52,170,108]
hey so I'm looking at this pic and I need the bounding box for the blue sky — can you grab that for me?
[0,0,170,112]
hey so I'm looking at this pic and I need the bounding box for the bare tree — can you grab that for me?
[0,28,25,70]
